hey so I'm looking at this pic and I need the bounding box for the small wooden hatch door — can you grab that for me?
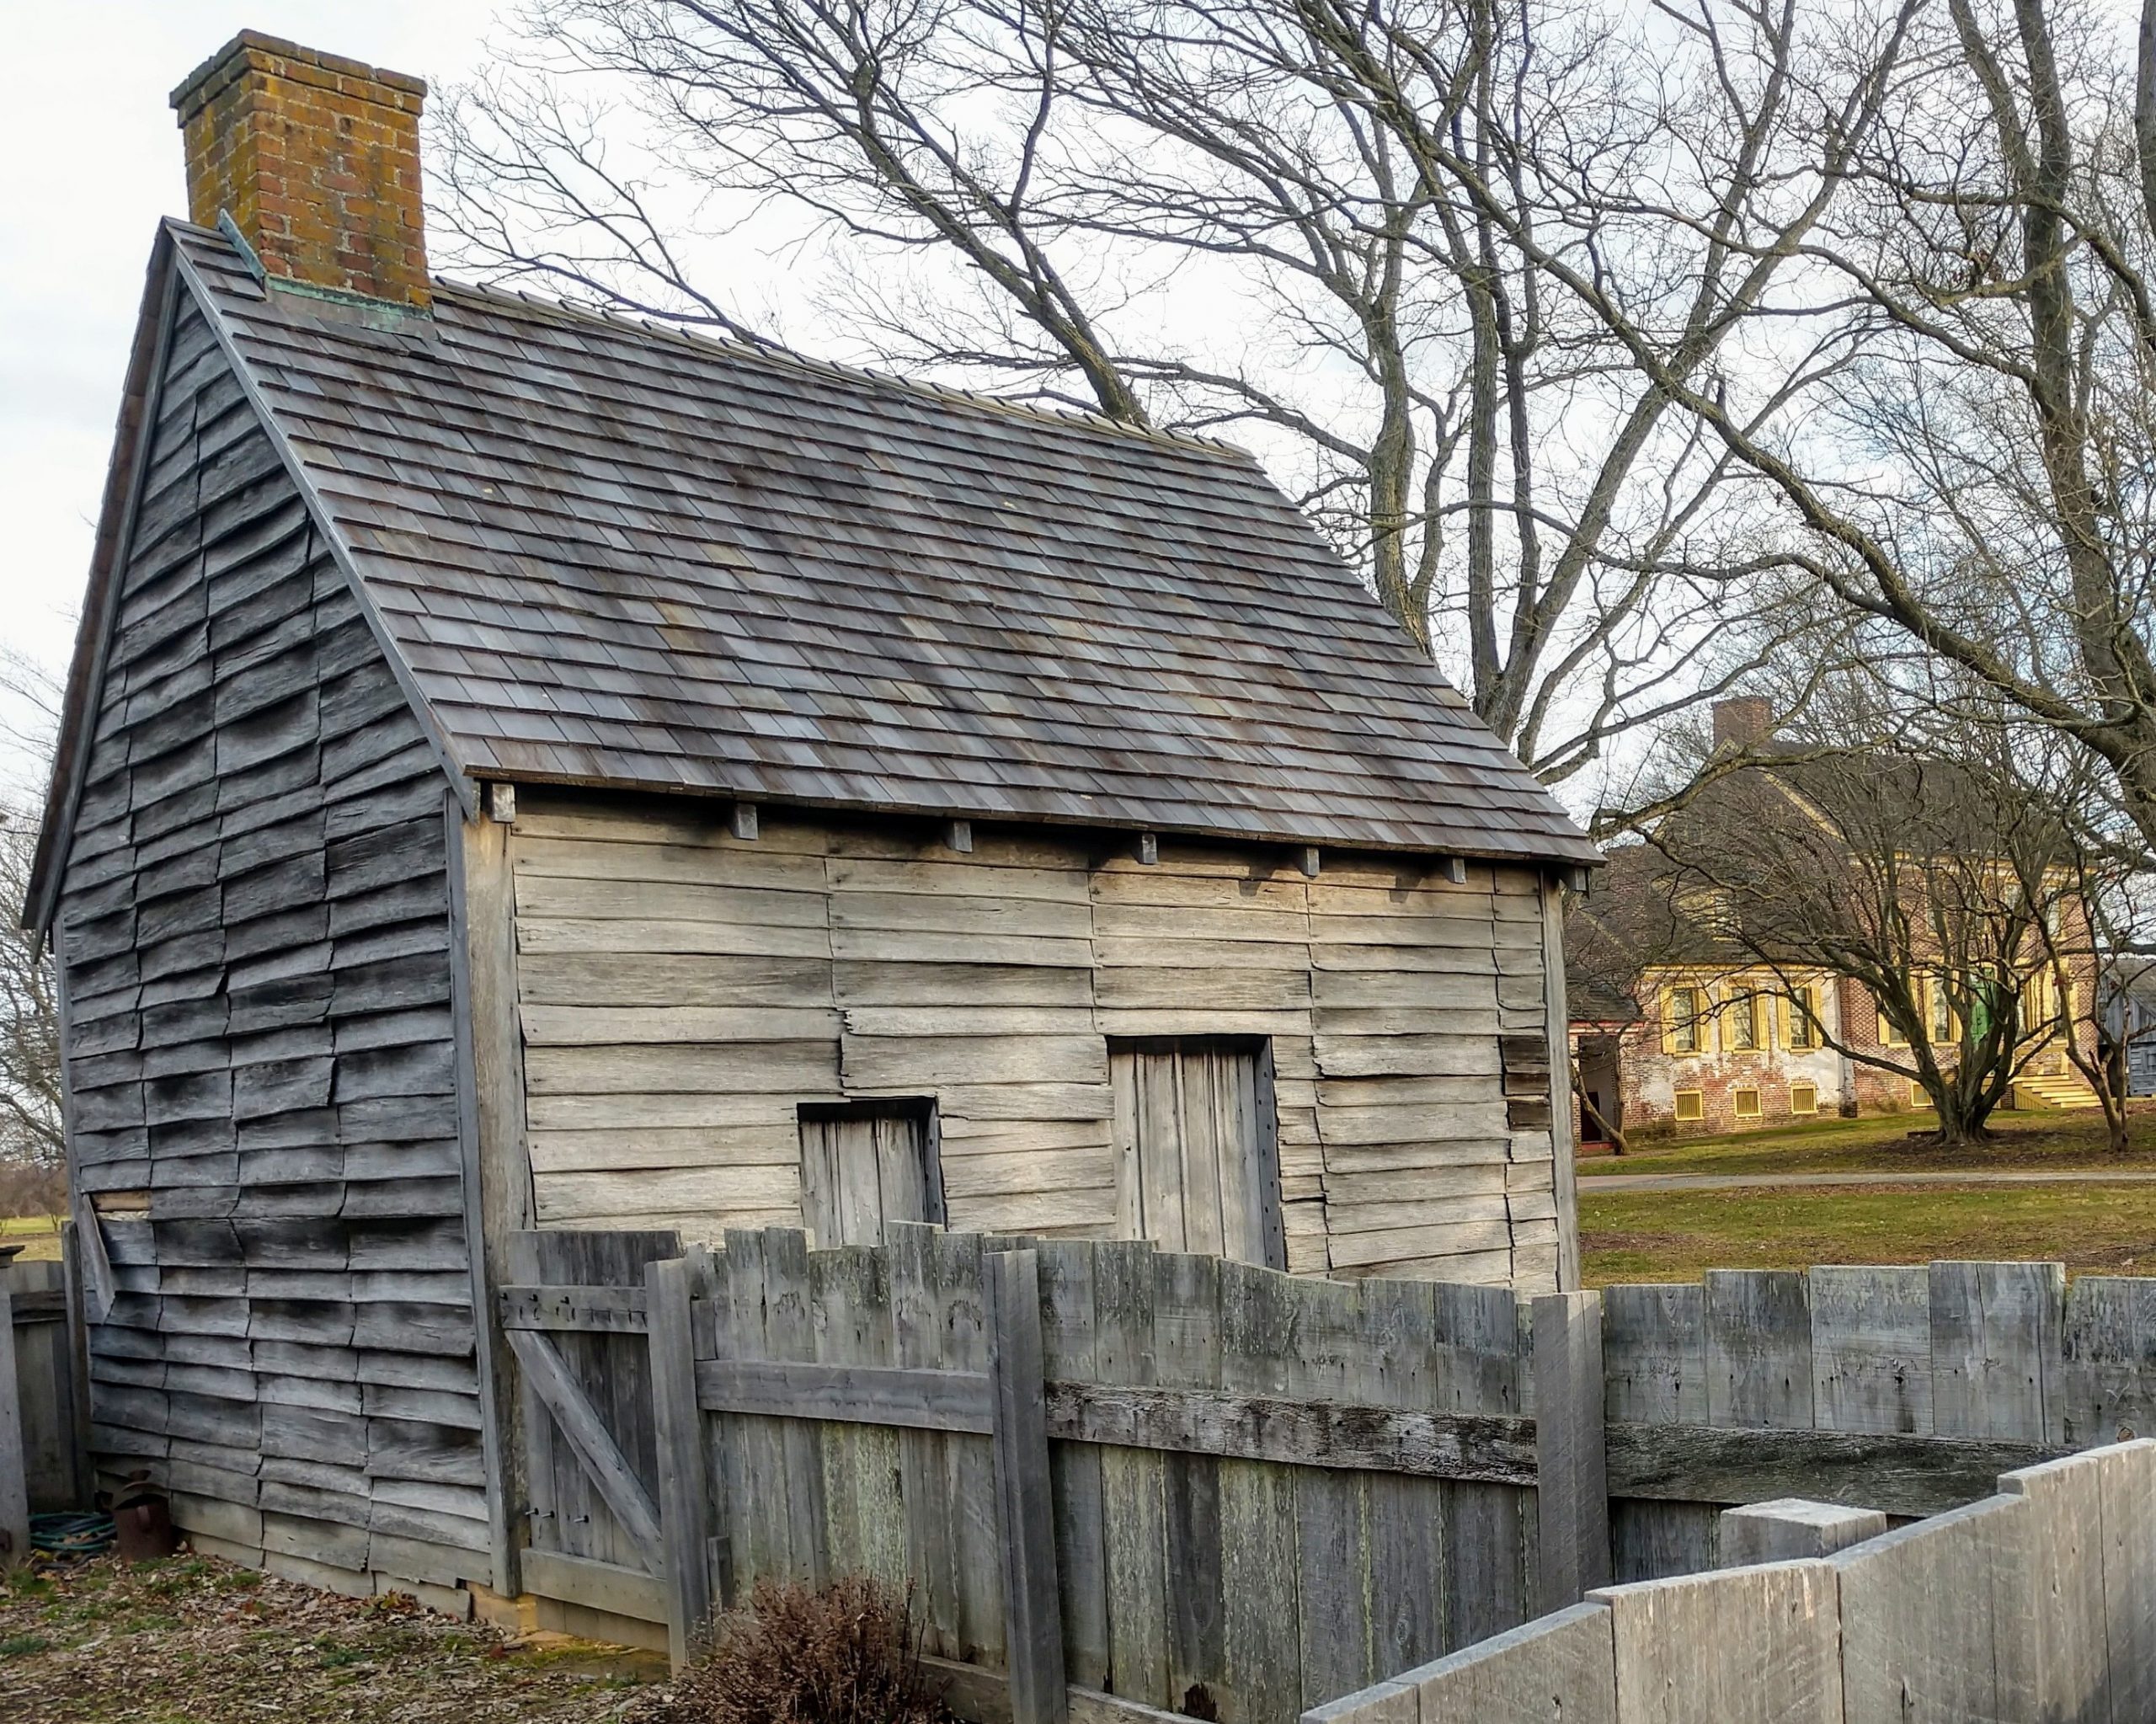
[797,1101,943,1248]
[1109,1038,1284,1269]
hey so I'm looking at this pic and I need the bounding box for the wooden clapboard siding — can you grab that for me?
[510,801,1564,1288]
[55,289,487,1594]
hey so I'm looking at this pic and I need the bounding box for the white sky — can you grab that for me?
[0,3,499,787]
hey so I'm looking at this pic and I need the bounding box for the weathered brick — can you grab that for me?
[169,30,430,307]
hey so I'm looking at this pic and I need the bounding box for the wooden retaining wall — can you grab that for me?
[1600,1262,2151,1576]
[1305,1438,2156,1724]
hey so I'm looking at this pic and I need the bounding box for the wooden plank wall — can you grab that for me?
[53,289,488,1609]
[510,794,1563,1288]
[699,1225,1538,1724]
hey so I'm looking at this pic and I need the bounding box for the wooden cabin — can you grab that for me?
[28,35,1598,1612]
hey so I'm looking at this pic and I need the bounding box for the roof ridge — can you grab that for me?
[425,272,1255,464]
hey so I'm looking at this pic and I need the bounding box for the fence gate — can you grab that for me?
[499,1229,681,1637]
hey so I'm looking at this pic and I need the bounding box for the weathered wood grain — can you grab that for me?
[1716,1498,1885,1567]
[1533,1291,1610,1610]
[988,1250,1069,1724]
[504,1325,664,1566]
[0,1289,29,1571]
[648,1254,714,1669]
[1337,1601,1616,1724]
[1606,1422,2057,1518]
[1831,1491,2031,1724]
[1931,1260,2065,1444]
[1809,1266,1929,1438]
[1704,1269,1812,1430]
[1593,1561,1841,1724]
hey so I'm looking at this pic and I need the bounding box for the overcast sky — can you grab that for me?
[0,3,499,787]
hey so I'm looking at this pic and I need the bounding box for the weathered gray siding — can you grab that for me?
[510,793,1564,1288]
[56,286,488,1601]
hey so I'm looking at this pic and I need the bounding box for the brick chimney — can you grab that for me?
[1712,697,1774,750]
[172,33,430,308]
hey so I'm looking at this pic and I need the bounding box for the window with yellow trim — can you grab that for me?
[1876,991,1908,1046]
[1724,990,1764,1052]
[1790,1082,1818,1114]
[1673,1090,1705,1122]
[1662,985,1705,1054]
[1733,1086,1762,1118]
[1785,984,1822,1049]
[1909,1080,1933,1108]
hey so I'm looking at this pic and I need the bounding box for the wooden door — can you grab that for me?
[1110,1040,1283,1268]
[798,1105,941,1248]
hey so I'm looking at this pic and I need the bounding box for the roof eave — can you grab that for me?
[468,762,1605,868]
[24,230,180,937]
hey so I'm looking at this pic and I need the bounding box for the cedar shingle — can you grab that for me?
[171,223,1597,862]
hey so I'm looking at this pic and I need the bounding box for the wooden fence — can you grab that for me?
[491,1232,2156,1724]
[1305,1436,2156,1724]
[1,1233,94,1566]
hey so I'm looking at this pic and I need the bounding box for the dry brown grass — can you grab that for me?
[652,1577,946,1724]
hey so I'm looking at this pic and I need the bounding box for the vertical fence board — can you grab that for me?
[1431,1281,1529,1649]
[2095,1439,2156,1722]
[761,1228,828,1584]
[648,1253,713,1668]
[1832,1493,2029,1724]
[1931,1261,2064,1443]
[987,1249,1068,1724]
[1533,1290,1610,1613]
[1095,1238,1169,1707]
[1038,1239,1109,1691]
[890,1222,963,1657]
[1602,1284,1706,1426]
[2000,1452,2111,1718]
[1595,1561,1842,1724]
[1810,1267,1931,1437]
[1292,1275,1374,1709]
[1358,1278,1447,1679]
[0,1287,27,1572]
[934,1229,1004,1665]
[2062,1277,2156,1448]
[1156,1252,1226,1717]
[1219,1260,1306,1724]
[1705,1270,1812,1430]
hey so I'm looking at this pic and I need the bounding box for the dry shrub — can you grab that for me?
[659,1576,946,1724]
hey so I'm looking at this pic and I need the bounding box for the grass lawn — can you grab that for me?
[1,1554,659,1722]
[0,1214,61,1262]
[1579,1182,2156,1286]
[1577,1102,2156,1285]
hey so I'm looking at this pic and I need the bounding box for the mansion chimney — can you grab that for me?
[1712,696,1774,750]
[172,33,430,307]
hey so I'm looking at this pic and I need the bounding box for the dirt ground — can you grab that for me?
[0,1552,673,1723]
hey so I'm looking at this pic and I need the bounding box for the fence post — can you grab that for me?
[648,1253,716,1671]
[1534,1289,1610,1611]
[1718,1499,1886,1567]
[985,1248,1067,1724]
[0,1284,28,1571]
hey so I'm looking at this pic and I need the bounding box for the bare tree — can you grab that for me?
[433,0,1871,787]
[0,807,62,1172]
[1385,0,2156,848]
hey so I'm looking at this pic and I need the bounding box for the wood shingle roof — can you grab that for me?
[41,220,1599,914]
